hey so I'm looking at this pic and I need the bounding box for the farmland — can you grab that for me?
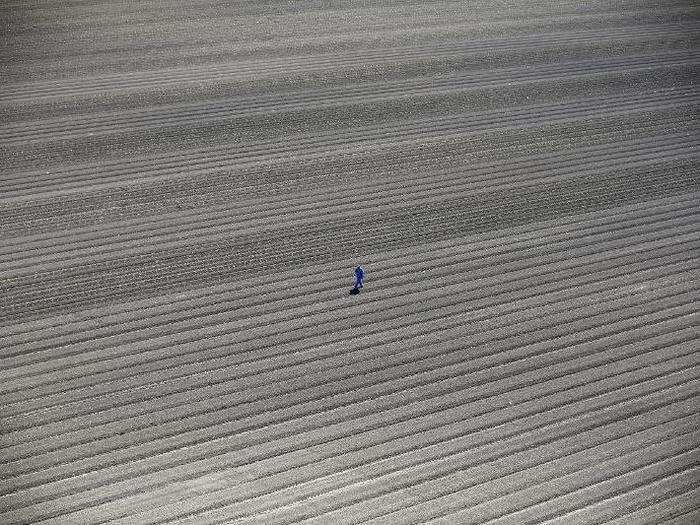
[1,1,698,523]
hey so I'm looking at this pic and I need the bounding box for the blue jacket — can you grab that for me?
[355,266,365,280]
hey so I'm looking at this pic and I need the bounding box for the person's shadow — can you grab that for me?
[349,287,361,295]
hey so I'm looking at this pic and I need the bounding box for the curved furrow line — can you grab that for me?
[3,116,692,243]
[3,238,689,396]
[3,51,696,142]
[601,486,700,525]
[2,264,693,435]
[2,280,690,431]
[0,48,670,124]
[4,273,691,463]
[2,25,693,100]
[4,154,696,290]
[2,200,693,362]
[3,318,695,494]
[3,270,692,427]
[2,87,695,195]
[4,115,694,241]
[2,131,695,266]
[0,25,683,97]
[1,191,693,341]
[12,31,686,100]
[0,129,686,254]
[1,219,694,388]
[3,142,696,278]
[3,92,681,200]
[6,117,685,237]
[353,432,699,525]
[472,451,700,525]
[2,170,696,327]
[3,163,695,313]
[4,307,696,493]
[2,252,694,438]
[3,359,696,523]
[7,194,681,342]
[3,196,655,341]
[10,52,690,134]
[13,320,696,481]
[354,427,699,525]
[3,86,692,196]
[1,53,692,140]
[3,93,695,205]
[276,429,700,524]
[49,390,700,524]
[3,104,696,214]
[5,352,696,524]
[204,386,699,525]
[6,374,700,520]
[2,230,682,402]
[4,145,697,248]
[6,172,696,328]
[4,267,691,466]
[6,262,696,414]
[538,465,699,525]
[3,102,695,211]
[134,416,700,525]
[4,148,697,249]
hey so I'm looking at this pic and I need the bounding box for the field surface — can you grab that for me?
[1,1,699,523]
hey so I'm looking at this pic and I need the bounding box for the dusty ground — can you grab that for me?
[0,1,698,523]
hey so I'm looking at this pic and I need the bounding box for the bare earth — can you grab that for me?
[1,1,699,523]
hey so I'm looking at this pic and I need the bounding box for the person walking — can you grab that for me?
[353,265,365,292]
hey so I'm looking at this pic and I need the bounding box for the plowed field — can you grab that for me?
[1,1,698,523]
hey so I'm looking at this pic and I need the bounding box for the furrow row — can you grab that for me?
[6,152,696,291]
[54,397,700,524]
[1,191,693,341]
[602,487,700,525]
[4,242,691,415]
[5,268,691,467]
[3,273,694,459]
[3,87,696,195]
[362,436,699,525]
[2,218,695,402]
[3,357,696,523]
[3,113,692,242]
[2,197,694,368]
[3,243,694,442]
[3,140,696,279]
[3,168,696,326]
[2,24,693,100]
[2,310,694,472]
[3,51,696,142]
[2,2,698,523]
[3,165,696,325]
[2,130,695,268]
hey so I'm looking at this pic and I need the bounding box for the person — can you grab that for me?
[354,265,365,291]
